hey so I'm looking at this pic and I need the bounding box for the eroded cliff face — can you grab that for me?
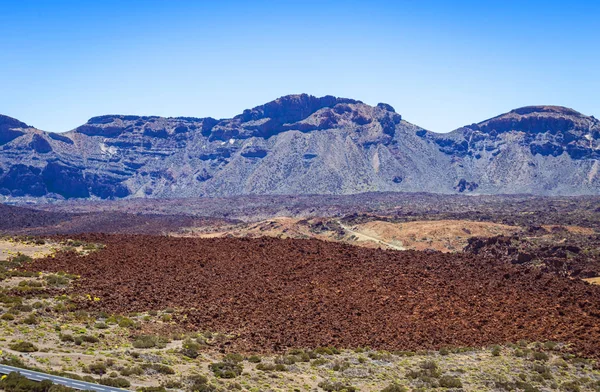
[1,95,599,200]
[416,105,600,195]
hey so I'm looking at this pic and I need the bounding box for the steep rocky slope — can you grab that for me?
[418,106,600,194]
[1,95,599,200]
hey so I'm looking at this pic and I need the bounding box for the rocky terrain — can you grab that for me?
[1,241,598,391]
[1,196,600,391]
[23,234,600,360]
[1,95,600,201]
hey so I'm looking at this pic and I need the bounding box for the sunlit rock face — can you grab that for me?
[1,95,600,200]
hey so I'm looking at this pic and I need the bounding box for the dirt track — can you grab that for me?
[27,234,600,357]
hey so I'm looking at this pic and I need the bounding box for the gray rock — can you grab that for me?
[1,96,599,201]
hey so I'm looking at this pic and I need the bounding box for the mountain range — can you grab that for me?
[1,94,599,201]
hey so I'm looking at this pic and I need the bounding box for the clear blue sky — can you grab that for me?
[1,0,598,133]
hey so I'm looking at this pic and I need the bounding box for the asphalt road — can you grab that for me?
[0,364,129,391]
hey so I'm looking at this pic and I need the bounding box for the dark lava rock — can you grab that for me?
[42,162,89,199]
[376,103,396,112]
[48,132,74,144]
[0,164,46,196]
[0,115,27,145]
[241,147,268,158]
[454,179,479,193]
[29,134,52,154]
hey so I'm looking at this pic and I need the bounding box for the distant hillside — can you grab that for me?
[1,94,599,200]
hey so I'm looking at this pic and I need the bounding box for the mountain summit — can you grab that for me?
[1,95,599,200]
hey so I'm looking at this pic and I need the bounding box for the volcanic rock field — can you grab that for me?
[27,234,600,358]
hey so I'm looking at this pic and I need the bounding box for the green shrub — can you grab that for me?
[118,317,136,328]
[256,363,287,372]
[19,280,43,288]
[184,375,216,392]
[10,254,32,264]
[12,304,33,312]
[560,381,581,392]
[141,364,175,375]
[210,361,243,378]
[88,362,108,375]
[181,338,201,358]
[317,381,357,392]
[9,341,38,352]
[381,383,407,392]
[332,359,350,372]
[162,380,183,389]
[533,352,549,361]
[59,333,74,342]
[1,313,15,321]
[120,366,144,376]
[132,335,168,349]
[439,376,463,388]
[315,346,340,355]
[99,378,131,388]
[21,314,38,325]
[224,353,244,363]
[247,355,261,363]
[491,345,501,356]
[73,335,99,345]
[311,358,328,367]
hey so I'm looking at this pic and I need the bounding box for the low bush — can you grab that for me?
[317,381,358,392]
[99,377,131,388]
[439,375,463,388]
[10,254,32,264]
[21,314,39,325]
[141,363,175,375]
[88,362,108,375]
[223,353,244,363]
[132,334,168,349]
[9,340,38,352]
[45,274,70,287]
[532,351,549,361]
[247,355,261,363]
[256,363,287,372]
[315,346,340,355]
[74,335,99,345]
[59,333,74,342]
[19,280,43,288]
[181,338,201,358]
[120,366,144,376]
[184,375,217,392]
[138,388,167,392]
[210,361,243,378]
[381,383,407,392]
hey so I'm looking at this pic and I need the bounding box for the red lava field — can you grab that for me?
[28,234,600,357]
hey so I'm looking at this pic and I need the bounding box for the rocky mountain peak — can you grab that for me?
[0,115,30,146]
[472,105,597,135]
[509,105,583,117]
[1,96,600,201]
[235,94,362,124]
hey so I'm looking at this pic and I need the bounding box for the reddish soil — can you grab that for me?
[27,234,600,357]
